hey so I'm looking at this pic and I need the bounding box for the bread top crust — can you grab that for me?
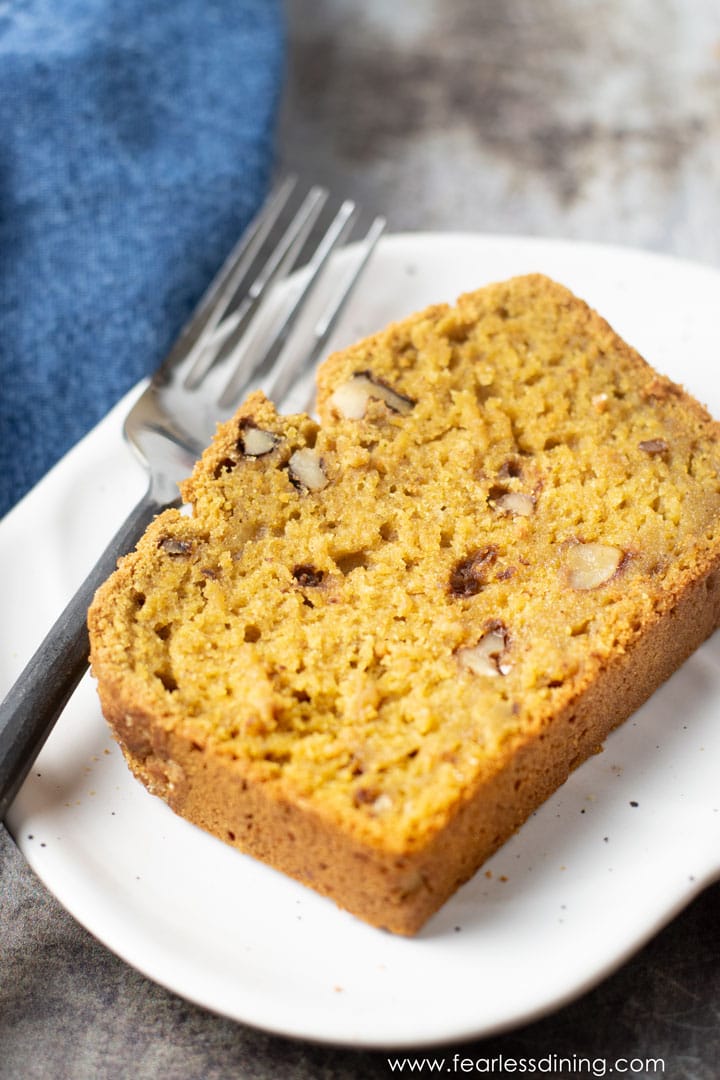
[89,274,720,851]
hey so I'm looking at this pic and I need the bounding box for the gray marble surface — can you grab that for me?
[3,3,720,1077]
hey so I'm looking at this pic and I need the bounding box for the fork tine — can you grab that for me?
[179,176,298,380]
[156,176,297,387]
[217,198,359,409]
[185,185,328,388]
[264,215,386,407]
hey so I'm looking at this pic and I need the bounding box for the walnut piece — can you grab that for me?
[457,623,511,676]
[566,542,623,590]
[638,438,669,456]
[158,538,193,556]
[238,422,280,457]
[329,371,415,419]
[288,448,328,492]
[353,787,393,814]
[493,491,534,517]
[292,564,324,587]
[448,547,497,597]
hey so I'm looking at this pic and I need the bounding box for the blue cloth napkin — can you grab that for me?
[0,1,285,517]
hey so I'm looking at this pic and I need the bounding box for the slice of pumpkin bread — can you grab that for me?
[88,274,720,935]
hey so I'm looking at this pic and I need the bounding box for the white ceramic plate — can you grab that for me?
[3,234,720,1049]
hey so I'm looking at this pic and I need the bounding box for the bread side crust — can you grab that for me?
[93,552,720,935]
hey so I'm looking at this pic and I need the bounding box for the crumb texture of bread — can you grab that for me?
[88,274,720,934]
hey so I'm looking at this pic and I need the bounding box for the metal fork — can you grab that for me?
[0,178,385,818]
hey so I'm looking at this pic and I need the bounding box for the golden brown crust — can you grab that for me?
[89,273,720,934]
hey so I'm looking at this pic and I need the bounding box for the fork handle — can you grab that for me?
[0,488,168,821]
